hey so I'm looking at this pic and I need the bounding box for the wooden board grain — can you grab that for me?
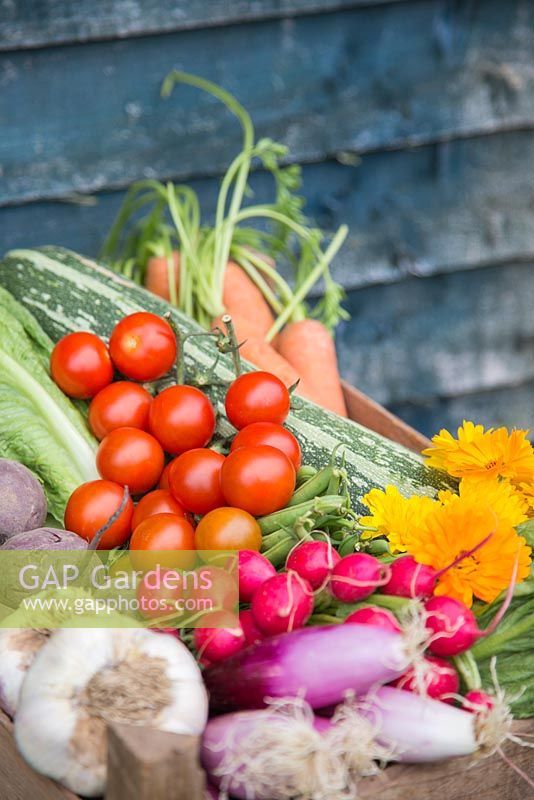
[106,724,205,800]
[2,0,534,205]
[0,0,405,51]
[338,260,534,408]
[391,380,534,440]
[3,129,534,293]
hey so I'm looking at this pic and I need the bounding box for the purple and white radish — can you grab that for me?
[286,541,340,590]
[251,572,314,635]
[330,554,391,603]
[201,699,388,800]
[356,685,511,763]
[204,624,410,713]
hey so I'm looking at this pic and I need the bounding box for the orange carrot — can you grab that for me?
[238,337,304,390]
[276,320,347,416]
[146,251,181,301]
[221,260,275,341]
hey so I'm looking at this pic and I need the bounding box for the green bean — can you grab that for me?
[287,465,333,506]
[295,465,317,487]
[258,495,346,535]
[261,536,294,568]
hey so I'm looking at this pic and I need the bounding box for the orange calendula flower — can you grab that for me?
[438,478,528,530]
[517,482,534,516]
[360,485,436,554]
[423,421,534,482]
[405,494,531,607]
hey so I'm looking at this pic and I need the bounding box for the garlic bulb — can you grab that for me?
[15,626,208,796]
[0,628,50,716]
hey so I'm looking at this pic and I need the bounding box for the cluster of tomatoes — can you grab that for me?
[51,312,301,558]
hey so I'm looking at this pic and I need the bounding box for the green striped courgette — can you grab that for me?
[0,247,455,510]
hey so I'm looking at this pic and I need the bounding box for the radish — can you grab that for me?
[201,699,387,800]
[204,624,410,712]
[286,540,340,590]
[239,549,276,602]
[383,556,437,598]
[356,685,510,763]
[239,609,265,646]
[251,572,314,635]
[392,655,459,703]
[330,553,390,603]
[193,611,245,663]
[344,606,401,634]
[424,596,481,657]
[463,690,496,713]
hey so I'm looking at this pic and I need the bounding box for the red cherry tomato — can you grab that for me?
[130,513,196,572]
[195,507,262,551]
[96,427,164,495]
[221,445,296,516]
[149,385,216,455]
[131,489,187,530]
[88,381,152,440]
[51,332,113,399]
[230,422,301,470]
[109,312,177,381]
[64,479,133,549]
[168,449,225,515]
[225,371,290,429]
[158,459,176,490]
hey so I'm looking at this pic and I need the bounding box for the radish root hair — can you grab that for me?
[211,697,358,800]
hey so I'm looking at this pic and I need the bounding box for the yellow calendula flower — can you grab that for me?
[360,485,436,553]
[405,493,532,607]
[423,420,534,482]
[438,478,528,529]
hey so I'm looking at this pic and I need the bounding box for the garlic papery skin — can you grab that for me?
[0,628,50,716]
[15,625,208,797]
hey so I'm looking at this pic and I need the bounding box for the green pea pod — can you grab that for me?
[258,495,346,535]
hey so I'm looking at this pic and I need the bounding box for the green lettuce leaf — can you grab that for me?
[0,287,98,521]
[471,519,534,717]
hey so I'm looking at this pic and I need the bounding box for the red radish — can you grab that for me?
[463,690,495,713]
[251,572,314,635]
[424,596,481,657]
[204,624,409,712]
[194,611,245,663]
[392,656,459,703]
[239,550,276,602]
[330,553,391,603]
[286,541,340,590]
[344,606,401,634]
[239,609,265,647]
[383,556,437,598]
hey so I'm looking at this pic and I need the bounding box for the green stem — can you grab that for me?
[471,615,534,660]
[221,315,242,377]
[265,225,348,341]
[309,614,342,626]
[453,651,482,691]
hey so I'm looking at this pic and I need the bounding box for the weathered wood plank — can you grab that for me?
[0,0,405,51]
[337,260,534,407]
[2,0,534,205]
[106,725,204,800]
[391,381,534,440]
[3,130,534,293]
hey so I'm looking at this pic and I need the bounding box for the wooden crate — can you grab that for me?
[0,384,531,800]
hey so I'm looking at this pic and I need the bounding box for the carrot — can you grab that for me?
[221,260,275,341]
[238,337,304,390]
[146,251,181,301]
[276,320,347,416]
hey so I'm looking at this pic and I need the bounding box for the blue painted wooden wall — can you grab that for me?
[1,0,533,436]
